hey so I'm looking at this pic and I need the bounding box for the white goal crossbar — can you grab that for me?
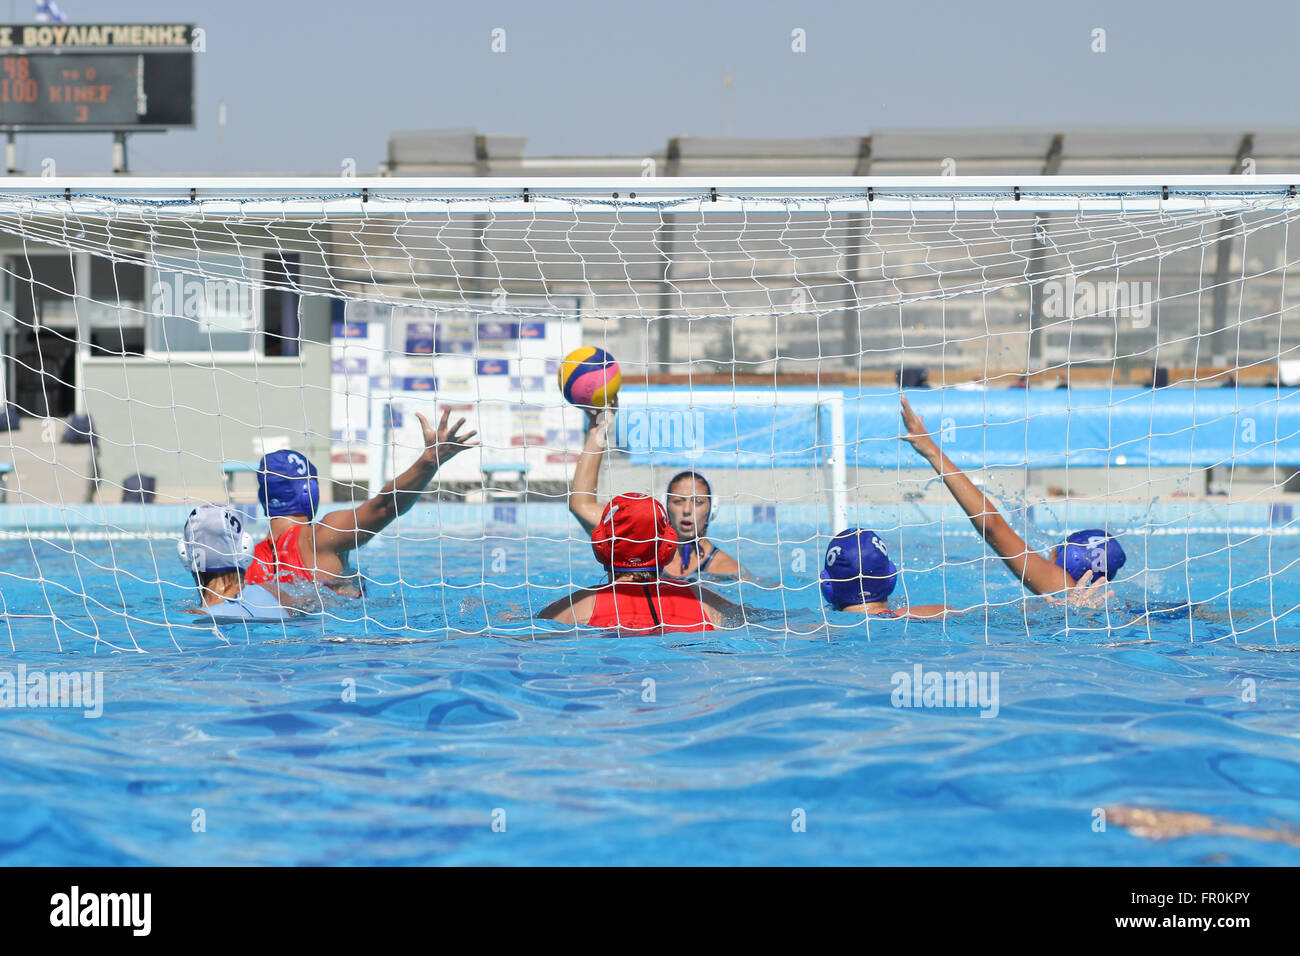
[0,175,1296,216]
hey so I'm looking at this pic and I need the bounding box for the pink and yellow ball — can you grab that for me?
[558,346,621,408]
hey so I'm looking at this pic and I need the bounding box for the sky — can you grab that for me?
[3,0,1297,174]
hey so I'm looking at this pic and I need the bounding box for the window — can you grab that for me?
[89,326,146,356]
[147,252,260,354]
[262,253,301,357]
[145,252,302,357]
[12,252,76,327]
[88,257,147,355]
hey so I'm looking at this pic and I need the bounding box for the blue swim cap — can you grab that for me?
[257,449,320,518]
[1054,529,1126,582]
[820,529,898,609]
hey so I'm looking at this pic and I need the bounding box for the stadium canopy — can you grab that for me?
[380,126,1300,177]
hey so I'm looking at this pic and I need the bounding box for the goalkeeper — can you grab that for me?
[899,396,1123,605]
[568,404,746,581]
[246,408,477,594]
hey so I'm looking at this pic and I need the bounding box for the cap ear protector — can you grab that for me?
[179,506,256,576]
[665,471,713,532]
[257,449,320,518]
[1053,529,1127,582]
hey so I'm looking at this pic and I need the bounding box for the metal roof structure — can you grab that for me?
[382,126,1300,177]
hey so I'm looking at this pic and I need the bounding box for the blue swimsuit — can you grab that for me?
[204,583,291,622]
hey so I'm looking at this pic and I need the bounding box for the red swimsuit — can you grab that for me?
[245,524,315,586]
[587,580,716,633]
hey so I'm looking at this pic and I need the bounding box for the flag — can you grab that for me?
[35,1,67,23]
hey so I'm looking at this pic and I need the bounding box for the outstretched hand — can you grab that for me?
[1042,570,1115,609]
[900,396,939,459]
[417,408,479,467]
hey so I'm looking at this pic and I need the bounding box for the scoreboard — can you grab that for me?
[0,23,193,131]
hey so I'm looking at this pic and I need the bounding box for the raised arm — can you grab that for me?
[568,405,615,536]
[900,396,1073,595]
[316,408,478,554]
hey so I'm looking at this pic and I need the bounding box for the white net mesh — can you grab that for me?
[1,180,1297,651]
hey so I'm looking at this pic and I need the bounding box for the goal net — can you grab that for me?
[1,176,1298,651]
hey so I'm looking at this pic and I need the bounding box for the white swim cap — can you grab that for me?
[178,505,255,576]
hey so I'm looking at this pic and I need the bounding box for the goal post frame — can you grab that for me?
[0,175,1297,216]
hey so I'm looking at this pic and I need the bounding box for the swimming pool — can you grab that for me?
[1,523,1299,865]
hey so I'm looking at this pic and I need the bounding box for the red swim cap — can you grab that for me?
[591,493,678,572]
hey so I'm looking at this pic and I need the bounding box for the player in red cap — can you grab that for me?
[538,492,740,632]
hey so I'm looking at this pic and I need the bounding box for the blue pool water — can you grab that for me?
[1,525,1299,865]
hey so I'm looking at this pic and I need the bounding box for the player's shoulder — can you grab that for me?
[895,604,956,620]
[539,587,601,622]
[239,582,285,609]
[701,544,741,572]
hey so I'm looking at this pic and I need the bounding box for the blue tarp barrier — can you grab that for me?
[615,387,1300,469]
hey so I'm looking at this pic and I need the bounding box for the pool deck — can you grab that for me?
[0,417,98,508]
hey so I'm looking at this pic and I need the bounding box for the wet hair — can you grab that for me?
[197,568,239,586]
[667,471,712,498]
[612,570,657,583]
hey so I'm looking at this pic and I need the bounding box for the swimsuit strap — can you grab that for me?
[664,541,719,584]
[696,543,721,573]
[641,584,661,627]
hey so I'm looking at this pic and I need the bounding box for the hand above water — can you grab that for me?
[1042,570,1114,609]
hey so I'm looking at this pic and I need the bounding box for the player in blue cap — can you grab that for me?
[900,395,1123,604]
[179,504,292,621]
[246,408,477,593]
[821,528,953,618]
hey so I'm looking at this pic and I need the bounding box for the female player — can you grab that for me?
[821,527,954,619]
[661,470,743,580]
[179,505,291,621]
[539,492,740,632]
[899,395,1122,605]
[567,405,746,580]
[246,408,477,594]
